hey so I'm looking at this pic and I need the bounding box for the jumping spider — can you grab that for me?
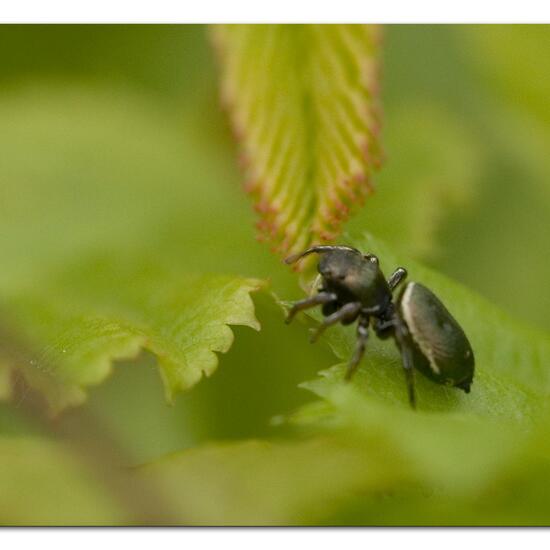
[285,245,475,408]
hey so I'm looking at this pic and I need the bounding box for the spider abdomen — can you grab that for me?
[398,282,475,392]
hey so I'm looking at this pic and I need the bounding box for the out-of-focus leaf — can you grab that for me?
[0,84,242,293]
[0,362,12,401]
[137,436,404,525]
[0,436,125,525]
[0,26,210,100]
[212,25,383,258]
[3,258,263,415]
[323,408,550,526]
[0,85,266,415]
[293,384,527,496]
[346,103,481,259]
[463,25,550,126]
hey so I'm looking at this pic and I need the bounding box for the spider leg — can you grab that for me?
[310,302,361,343]
[393,318,417,409]
[345,317,369,381]
[388,267,408,292]
[373,317,395,332]
[285,292,337,324]
[401,344,417,409]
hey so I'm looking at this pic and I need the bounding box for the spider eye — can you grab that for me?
[364,254,379,265]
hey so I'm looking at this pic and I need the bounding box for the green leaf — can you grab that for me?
[130,233,550,526]
[278,232,550,521]
[137,436,404,525]
[3,256,263,415]
[212,25,383,257]
[0,436,125,525]
[0,85,266,415]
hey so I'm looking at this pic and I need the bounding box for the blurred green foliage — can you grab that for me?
[0,25,549,525]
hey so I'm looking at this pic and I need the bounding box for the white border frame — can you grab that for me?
[1,0,550,23]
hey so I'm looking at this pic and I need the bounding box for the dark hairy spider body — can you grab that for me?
[285,245,475,408]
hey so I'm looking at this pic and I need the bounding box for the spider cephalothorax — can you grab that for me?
[285,245,474,408]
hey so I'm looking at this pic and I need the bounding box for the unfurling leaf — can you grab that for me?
[212,25,383,258]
